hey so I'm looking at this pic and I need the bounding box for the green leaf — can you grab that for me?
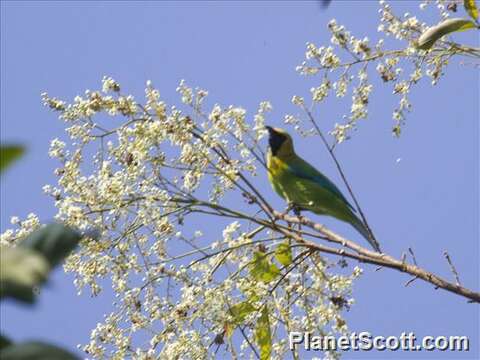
[0,145,24,174]
[0,225,85,303]
[274,242,292,267]
[0,341,79,360]
[229,301,256,325]
[255,306,272,360]
[0,246,50,303]
[1,280,36,304]
[417,18,477,50]
[464,0,479,21]
[0,335,13,350]
[19,224,82,268]
[249,251,280,283]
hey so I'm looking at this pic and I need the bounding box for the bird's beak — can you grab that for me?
[265,126,274,135]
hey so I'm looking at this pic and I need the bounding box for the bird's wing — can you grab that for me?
[286,157,356,212]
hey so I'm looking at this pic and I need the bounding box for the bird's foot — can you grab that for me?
[283,202,303,218]
[292,205,302,217]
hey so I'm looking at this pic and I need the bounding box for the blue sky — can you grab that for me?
[1,1,478,359]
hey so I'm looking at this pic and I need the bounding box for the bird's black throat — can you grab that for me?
[268,130,287,156]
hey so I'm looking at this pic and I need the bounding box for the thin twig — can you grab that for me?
[404,276,419,287]
[408,247,418,266]
[443,251,461,286]
[300,105,380,252]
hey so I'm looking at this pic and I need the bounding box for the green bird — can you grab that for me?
[265,126,381,252]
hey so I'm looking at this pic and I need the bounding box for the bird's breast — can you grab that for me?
[267,155,289,178]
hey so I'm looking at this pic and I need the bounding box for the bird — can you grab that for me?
[265,126,381,252]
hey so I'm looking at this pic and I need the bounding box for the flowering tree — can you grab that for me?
[2,1,479,359]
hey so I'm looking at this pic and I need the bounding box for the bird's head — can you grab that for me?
[265,126,294,157]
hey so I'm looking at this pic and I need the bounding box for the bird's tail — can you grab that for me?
[350,216,381,253]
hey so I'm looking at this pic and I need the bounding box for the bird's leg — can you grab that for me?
[291,205,304,234]
[282,201,295,216]
[281,202,304,234]
[280,202,297,231]
[283,201,298,212]
[284,202,304,235]
[282,202,303,218]
[292,205,302,217]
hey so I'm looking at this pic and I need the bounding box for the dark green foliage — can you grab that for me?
[0,224,86,358]
[0,342,79,360]
[0,335,13,350]
[19,224,82,268]
[0,145,24,173]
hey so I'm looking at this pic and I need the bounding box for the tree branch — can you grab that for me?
[271,211,480,303]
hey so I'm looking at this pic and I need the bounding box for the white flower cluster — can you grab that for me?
[288,0,469,141]
[0,213,41,246]
[0,76,368,359]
